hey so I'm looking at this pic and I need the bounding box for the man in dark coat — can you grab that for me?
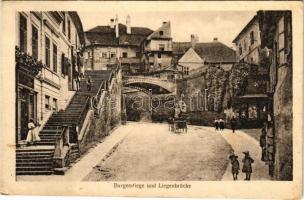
[219,118,225,131]
[242,151,254,180]
[230,117,237,133]
[214,119,219,131]
[260,125,267,161]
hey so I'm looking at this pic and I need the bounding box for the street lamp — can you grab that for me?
[204,88,208,111]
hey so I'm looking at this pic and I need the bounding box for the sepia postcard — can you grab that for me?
[0,1,303,199]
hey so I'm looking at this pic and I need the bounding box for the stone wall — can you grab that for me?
[79,68,122,155]
[273,56,293,180]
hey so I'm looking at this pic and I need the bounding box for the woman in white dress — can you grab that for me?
[26,119,40,145]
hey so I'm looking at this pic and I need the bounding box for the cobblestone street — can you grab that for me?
[83,123,270,181]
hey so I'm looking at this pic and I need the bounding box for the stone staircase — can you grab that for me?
[16,70,113,176]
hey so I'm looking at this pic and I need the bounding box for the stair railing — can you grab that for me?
[77,96,91,136]
[53,125,70,168]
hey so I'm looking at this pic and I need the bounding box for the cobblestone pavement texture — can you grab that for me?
[83,123,232,181]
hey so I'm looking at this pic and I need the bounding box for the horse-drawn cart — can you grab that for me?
[168,117,187,133]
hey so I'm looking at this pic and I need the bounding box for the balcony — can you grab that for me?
[40,67,60,88]
[15,46,42,76]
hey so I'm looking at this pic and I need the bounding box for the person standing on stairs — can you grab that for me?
[87,76,92,91]
[26,119,40,145]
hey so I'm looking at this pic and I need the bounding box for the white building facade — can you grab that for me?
[15,11,85,143]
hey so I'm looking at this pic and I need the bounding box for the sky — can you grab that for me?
[78,11,257,48]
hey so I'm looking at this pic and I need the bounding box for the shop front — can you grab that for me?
[233,94,272,128]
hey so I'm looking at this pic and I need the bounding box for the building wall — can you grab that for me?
[16,11,84,127]
[271,15,293,180]
[83,46,138,71]
[146,40,172,51]
[235,18,261,64]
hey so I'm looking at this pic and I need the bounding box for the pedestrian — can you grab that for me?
[214,118,219,131]
[87,76,92,91]
[230,117,237,133]
[26,119,40,145]
[242,151,254,180]
[260,123,267,161]
[76,76,81,91]
[229,152,240,180]
[219,118,225,131]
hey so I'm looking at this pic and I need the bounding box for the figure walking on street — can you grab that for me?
[260,123,267,161]
[219,118,225,131]
[214,118,219,131]
[26,119,40,145]
[242,151,254,180]
[230,117,237,133]
[229,152,240,180]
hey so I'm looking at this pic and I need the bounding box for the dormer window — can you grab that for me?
[159,31,164,36]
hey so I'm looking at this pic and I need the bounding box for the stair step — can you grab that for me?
[17,162,53,167]
[17,171,53,175]
[16,166,53,171]
[17,158,53,162]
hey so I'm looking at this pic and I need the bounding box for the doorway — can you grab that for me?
[17,87,37,143]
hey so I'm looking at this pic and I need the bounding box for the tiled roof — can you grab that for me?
[173,41,236,63]
[85,24,153,47]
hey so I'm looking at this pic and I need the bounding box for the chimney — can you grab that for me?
[191,34,199,48]
[110,19,115,28]
[126,15,131,34]
[115,15,119,38]
[213,37,218,42]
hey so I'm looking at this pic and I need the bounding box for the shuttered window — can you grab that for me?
[19,15,27,53]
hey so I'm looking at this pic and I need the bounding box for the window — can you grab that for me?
[61,53,65,75]
[45,95,50,110]
[239,44,242,55]
[159,44,165,51]
[250,31,255,45]
[31,25,38,60]
[122,52,128,58]
[110,52,116,58]
[184,67,189,75]
[45,36,50,67]
[159,31,164,36]
[158,52,161,58]
[53,44,57,72]
[136,52,141,58]
[67,19,71,41]
[62,13,66,34]
[278,17,285,65]
[52,98,58,111]
[19,14,27,53]
[102,52,107,58]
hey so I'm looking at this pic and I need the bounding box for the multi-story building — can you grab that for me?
[258,10,293,180]
[173,36,236,76]
[15,11,85,144]
[232,15,261,64]
[144,21,173,70]
[83,17,173,73]
[83,16,153,72]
